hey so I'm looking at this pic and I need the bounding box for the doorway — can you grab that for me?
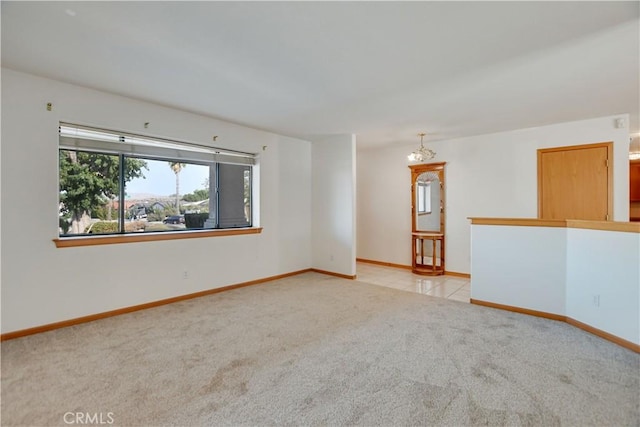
[537,142,612,221]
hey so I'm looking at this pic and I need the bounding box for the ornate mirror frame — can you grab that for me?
[409,162,446,233]
[409,162,446,275]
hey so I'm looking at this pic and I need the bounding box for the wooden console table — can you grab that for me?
[412,232,445,275]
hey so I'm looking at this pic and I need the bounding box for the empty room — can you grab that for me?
[1,2,639,426]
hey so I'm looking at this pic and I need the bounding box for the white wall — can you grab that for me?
[1,68,313,333]
[470,223,640,345]
[357,116,631,274]
[311,135,356,276]
[471,225,567,315]
[566,228,640,345]
[357,148,411,266]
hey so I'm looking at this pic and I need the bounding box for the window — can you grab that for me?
[417,182,431,214]
[58,124,255,237]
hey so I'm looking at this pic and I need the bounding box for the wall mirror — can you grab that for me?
[410,162,445,232]
[409,162,446,275]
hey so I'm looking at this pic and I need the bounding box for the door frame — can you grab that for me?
[537,142,613,220]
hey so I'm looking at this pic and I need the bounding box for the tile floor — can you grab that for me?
[356,261,470,303]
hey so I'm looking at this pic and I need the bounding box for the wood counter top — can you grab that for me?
[468,218,640,233]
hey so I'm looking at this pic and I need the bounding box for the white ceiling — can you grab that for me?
[2,1,639,148]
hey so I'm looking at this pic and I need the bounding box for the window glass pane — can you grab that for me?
[59,125,256,239]
[59,150,121,236]
[424,183,431,213]
[417,183,431,214]
[417,184,425,213]
[218,163,252,228]
[124,158,210,232]
[244,168,251,225]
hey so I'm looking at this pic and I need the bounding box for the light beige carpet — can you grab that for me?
[2,272,639,426]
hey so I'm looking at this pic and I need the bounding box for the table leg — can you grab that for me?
[432,239,436,270]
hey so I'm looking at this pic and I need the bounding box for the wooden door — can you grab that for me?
[538,142,612,220]
[630,160,640,202]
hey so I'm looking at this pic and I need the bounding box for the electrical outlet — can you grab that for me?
[592,294,600,307]
[183,270,189,280]
[330,254,334,261]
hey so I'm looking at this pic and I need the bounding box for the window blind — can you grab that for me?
[59,123,256,166]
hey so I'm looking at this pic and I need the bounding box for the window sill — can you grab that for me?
[53,227,263,248]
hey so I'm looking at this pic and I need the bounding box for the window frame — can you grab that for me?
[53,227,262,248]
[56,124,259,247]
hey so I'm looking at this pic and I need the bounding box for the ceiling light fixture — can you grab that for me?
[408,132,436,163]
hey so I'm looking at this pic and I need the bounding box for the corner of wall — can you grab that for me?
[310,134,356,276]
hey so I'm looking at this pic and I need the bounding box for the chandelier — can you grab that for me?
[408,132,436,162]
